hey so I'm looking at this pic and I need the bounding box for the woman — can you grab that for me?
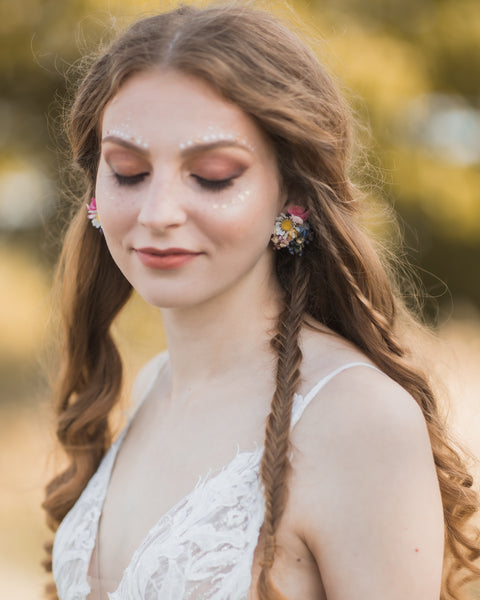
[43,4,480,600]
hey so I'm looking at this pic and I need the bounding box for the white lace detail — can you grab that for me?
[110,446,265,600]
[53,435,125,600]
[52,361,379,599]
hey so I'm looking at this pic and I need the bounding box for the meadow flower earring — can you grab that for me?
[271,205,312,255]
[86,198,102,231]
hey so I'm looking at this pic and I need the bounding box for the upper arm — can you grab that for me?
[290,367,444,600]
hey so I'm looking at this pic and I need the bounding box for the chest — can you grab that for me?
[83,442,265,599]
[87,451,325,600]
[96,436,259,585]
[97,393,268,580]
[53,387,328,600]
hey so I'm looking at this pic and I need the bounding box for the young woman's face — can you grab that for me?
[95,70,284,309]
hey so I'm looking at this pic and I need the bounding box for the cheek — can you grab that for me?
[192,183,279,248]
[95,174,137,235]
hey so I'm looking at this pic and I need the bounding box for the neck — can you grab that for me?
[160,266,282,403]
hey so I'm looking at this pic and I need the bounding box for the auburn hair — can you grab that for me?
[43,3,480,599]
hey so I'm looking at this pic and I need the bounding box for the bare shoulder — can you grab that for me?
[290,360,432,509]
[297,325,427,445]
[295,361,427,449]
[286,335,444,598]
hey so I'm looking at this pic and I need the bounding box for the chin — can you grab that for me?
[137,289,206,310]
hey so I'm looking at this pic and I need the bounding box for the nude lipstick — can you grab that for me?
[135,247,202,270]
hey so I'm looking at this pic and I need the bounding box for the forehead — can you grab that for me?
[101,69,266,149]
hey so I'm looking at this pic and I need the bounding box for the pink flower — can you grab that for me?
[86,197,102,230]
[288,205,309,221]
[86,198,97,212]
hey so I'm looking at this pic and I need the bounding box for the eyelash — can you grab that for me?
[113,172,149,186]
[191,174,236,192]
[110,171,237,191]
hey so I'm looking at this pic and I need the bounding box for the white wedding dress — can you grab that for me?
[53,355,379,600]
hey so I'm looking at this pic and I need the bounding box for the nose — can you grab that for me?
[137,174,187,231]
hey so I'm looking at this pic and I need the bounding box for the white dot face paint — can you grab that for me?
[211,189,251,211]
[178,126,255,154]
[104,124,150,150]
[177,126,256,212]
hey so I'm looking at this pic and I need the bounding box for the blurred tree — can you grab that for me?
[0,0,478,315]
[0,0,90,156]
[0,0,113,257]
[312,0,480,316]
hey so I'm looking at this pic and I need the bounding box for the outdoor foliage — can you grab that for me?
[1,0,478,315]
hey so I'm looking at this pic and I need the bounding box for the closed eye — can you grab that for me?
[112,172,149,186]
[191,174,237,192]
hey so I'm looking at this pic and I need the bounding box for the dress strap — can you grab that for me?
[127,351,169,420]
[290,362,383,430]
[113,351,170,451]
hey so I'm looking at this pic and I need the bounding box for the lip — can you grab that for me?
[134,247,203,270]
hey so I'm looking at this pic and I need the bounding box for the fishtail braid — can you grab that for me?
[257,258,310,600]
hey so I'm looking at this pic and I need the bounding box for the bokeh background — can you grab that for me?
[1,0,479,597]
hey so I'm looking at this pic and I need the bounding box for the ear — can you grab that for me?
[279,185,307,214]
[283,204,310,221]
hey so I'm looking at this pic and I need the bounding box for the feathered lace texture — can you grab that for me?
[54,381,361,600]
[54,434,265,600]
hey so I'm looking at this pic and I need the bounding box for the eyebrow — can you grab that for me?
[101,136,150,155]
[180,140,254,157]
[101,136,253,157]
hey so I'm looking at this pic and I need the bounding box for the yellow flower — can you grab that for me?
[281,218,293,231]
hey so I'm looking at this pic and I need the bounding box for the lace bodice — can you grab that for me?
[52,359,379,600]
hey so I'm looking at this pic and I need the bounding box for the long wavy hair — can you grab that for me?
[43,3,480,599]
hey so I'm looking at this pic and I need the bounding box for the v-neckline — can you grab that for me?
[87,428,264,598]
[85,352,266,598]
[84,358,379,598]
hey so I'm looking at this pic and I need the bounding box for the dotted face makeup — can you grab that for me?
[102,123,256,211]
[178,128,255,211]
[178,129,255,153]
[211,189,251,210]
[104,126,150,149]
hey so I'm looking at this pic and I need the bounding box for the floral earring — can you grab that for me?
[86,198,102,231]
[271,205,312,255]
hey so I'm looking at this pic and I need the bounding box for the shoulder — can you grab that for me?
[290,365,435,520]
[291,361,431,485]
[286,360,444,597]
[295,361,427,446]
[296,325,428,446]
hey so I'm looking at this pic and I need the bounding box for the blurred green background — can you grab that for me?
[1,0,479,597]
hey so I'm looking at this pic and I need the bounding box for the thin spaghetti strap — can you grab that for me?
[290,362,383,430]
[113,351,170,449]
[128,351,169,420]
